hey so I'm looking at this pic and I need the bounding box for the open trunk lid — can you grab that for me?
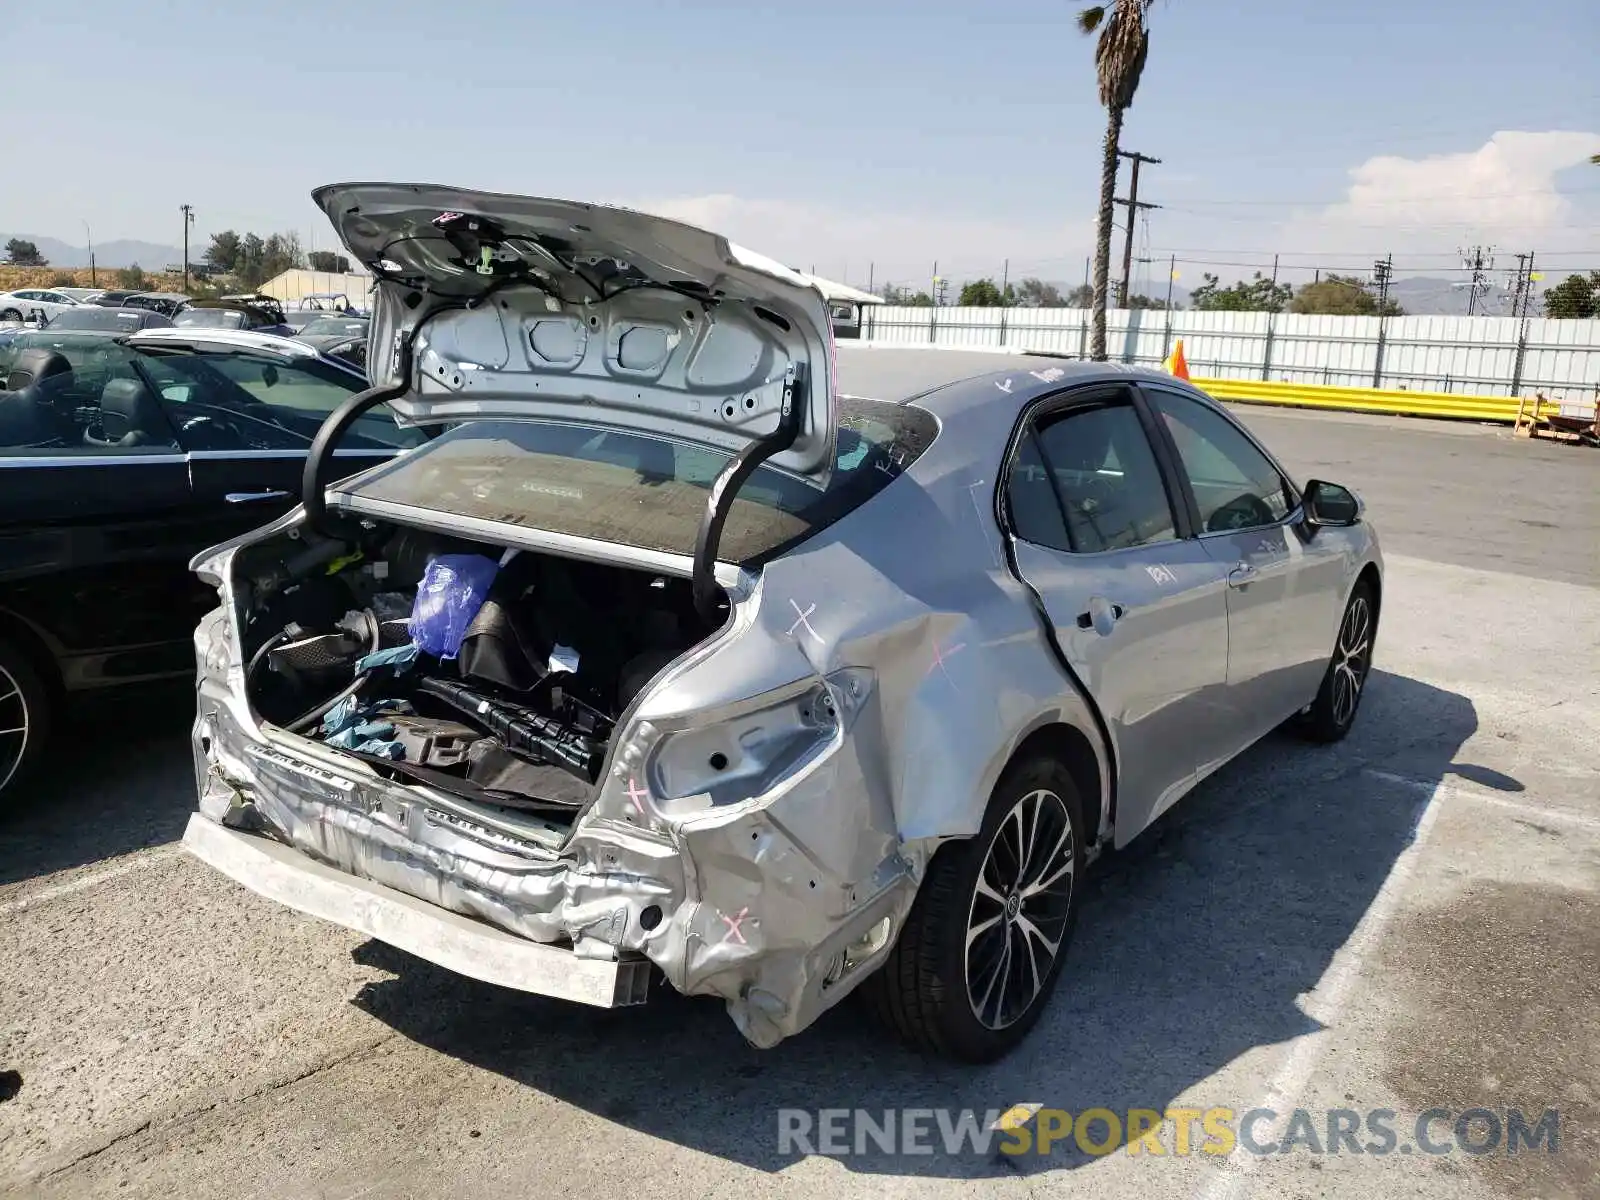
[312,183,837,480]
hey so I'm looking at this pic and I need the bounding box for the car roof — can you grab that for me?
[833,345,1168,407]
[130,292,191,301]
[123,327,329,357]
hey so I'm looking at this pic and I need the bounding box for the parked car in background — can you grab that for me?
[0,289,81,324]
[122,292,191,318]
[0,327,428,798]
[292,313,368,369]
[179,185,1384,1063]
[44,306,175,333]
[90,290,143,308]
[54,288,105,304]
[173,297,294,336]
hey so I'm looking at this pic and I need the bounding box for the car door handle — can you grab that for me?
[1227,563,1258,588]
[224,490,290,504]
[1076,600,1126,630]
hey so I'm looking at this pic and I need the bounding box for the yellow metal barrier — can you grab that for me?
[1193,377,1522,424]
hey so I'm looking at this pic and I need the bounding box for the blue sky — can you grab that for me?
[6,0,1598,288]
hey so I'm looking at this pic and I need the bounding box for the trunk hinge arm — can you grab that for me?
[691,363,807,621]
[301,332,416,535]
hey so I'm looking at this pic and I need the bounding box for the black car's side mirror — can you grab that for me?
[1302,479,1362,528]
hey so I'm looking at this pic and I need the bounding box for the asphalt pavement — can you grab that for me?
[1,405,1596,1200]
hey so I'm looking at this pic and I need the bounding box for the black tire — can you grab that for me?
[0,638,50,799]
[860,754,1085,1063]
[1296,580,1376,744]
[0,309,21,323]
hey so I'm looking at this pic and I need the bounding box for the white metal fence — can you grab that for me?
[859,307,1600,403]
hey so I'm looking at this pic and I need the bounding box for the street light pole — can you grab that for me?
[83,221,96,287]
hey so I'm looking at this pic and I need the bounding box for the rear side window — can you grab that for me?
[340,398,939,563]
[1007,400,1176,554]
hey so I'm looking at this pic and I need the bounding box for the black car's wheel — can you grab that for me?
[0,639,49,799]
[0,308,21,323]
[860,754,1084,1062]
[1296,581,1376,743]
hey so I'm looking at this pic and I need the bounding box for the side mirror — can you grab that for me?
[1302,479,1362,528]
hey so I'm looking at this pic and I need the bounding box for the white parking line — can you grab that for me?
[1199,773,1448,1200]
[0,845,182,918]
[1365,769,1600,833]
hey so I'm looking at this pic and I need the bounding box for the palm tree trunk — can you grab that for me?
[1090,105,1123,361]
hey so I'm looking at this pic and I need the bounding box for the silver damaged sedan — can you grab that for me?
[186,184,1383,1062]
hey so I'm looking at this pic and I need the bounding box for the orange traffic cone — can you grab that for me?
[1163,338,1190,381]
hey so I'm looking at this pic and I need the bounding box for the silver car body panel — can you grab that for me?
[312,183,837,480]
[189,339,1381,1047]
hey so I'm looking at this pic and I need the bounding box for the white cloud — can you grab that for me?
[616,193,1093,290]
[1282,130,1600,257]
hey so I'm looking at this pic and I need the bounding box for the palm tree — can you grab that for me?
[1078,1,1155,360]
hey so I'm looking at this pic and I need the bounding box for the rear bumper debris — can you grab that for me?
[181,813,652,1007]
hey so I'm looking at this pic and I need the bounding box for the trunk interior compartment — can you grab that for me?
[228,521,725,839]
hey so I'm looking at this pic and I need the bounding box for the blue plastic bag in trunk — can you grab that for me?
[409,554,500,659]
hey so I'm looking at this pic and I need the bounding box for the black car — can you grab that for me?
[122,292,191,318]
[44,306,175,332]
[0,328,425,796]
[173,297,294,336]
[293,314,369,369]
[90,290,144,308]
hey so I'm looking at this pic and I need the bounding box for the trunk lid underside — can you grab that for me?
[313,183,837,481]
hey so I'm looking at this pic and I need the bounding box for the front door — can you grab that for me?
[0,355,205,687]
[1142,385,1345,760]
[133,347,425,546]
[1002,386,1231,845]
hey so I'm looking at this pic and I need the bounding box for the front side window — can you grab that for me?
[1147,388,1293,533]
[134,350,422,452]
[0,334,177,454]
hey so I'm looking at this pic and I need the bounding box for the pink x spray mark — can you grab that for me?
[624,777,649,815]
[720,907,751,944]
[926,639,967,684]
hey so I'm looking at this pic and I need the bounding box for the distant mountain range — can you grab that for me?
[1,233,187,270]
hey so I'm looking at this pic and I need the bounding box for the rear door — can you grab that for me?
[1140,384,1346,757]
[1002,384,1231,845]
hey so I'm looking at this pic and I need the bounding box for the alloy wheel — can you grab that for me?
[964,788,1076,1030]
[0,662,30,794]
[1331,594,1372,728]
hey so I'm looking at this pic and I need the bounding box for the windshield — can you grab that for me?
[46,308,161,331]
[173,308,246,329]
[299,316,368,337]
[338,399,937,563]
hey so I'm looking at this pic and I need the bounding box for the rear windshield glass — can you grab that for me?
[339,398,938,562]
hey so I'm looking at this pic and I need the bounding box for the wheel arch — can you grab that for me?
[996,719,1109,850]
[0,605,63,699]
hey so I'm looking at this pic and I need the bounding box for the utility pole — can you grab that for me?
[83,220,96,287]
[1521,252,1536,318]
[1114,150,1161,307]
[1001,258,1009,302]
[1372,254,1394,312]
[1506,252,1529,318]
[1165,253,1176,311]
[180,203,195,291]
[1458,245,1494,317]
[1270,254,1279,289]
